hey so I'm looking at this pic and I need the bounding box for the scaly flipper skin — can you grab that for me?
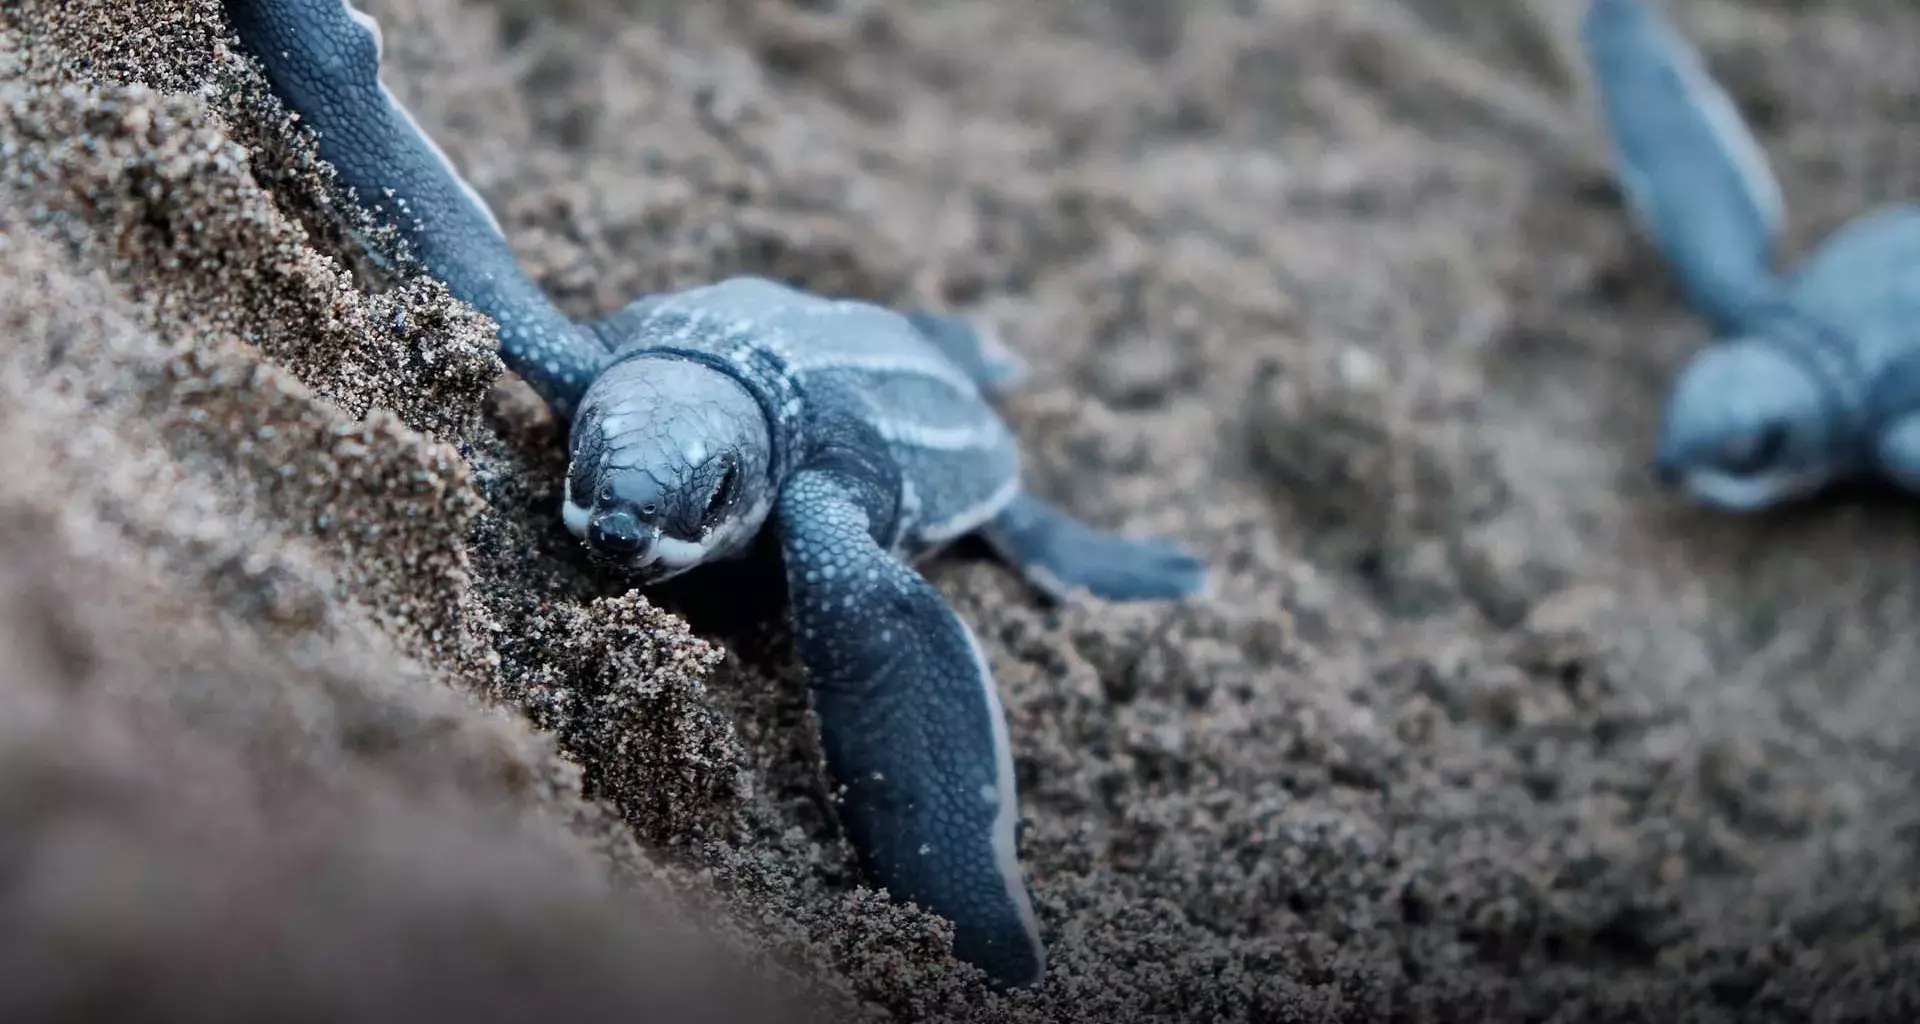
[775,469,1045,989]
[230,1,1219,990]
[224,0,609,417]
[1580,0,1786,331]
[903,311,1029,395]
[981,493,1209,604]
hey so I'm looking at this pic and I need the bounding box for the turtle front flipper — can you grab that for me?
[979,492,1208,604]
[224,0,608,417]
[1580,0,1786,331]
[902,311,1029,395]
[774,469,1044,990]
[1785,203,1920,327]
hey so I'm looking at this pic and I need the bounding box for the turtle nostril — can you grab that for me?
[588,508,652,556]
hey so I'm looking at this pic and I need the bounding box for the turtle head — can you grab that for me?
[564,355,774,582]
[1653,340,1844,511]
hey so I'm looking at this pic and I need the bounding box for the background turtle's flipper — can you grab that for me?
[1787,202,1920,350]
[903,311,1028,394]
[775,470,1044,990]
[1580,0,1785,330]
[981,492,1208,604]
[224,0,607,417]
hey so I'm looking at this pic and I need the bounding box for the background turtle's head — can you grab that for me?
[1653,340,1844,511]
[565,355,774,582]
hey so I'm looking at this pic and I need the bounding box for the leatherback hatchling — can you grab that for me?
[226,0,1209,988]
[1582,0,1920,511]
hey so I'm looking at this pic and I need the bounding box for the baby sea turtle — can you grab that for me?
[225,0,1208,989]
[1581,0,1920,511]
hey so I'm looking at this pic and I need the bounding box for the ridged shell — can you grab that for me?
[608,277,1022,552]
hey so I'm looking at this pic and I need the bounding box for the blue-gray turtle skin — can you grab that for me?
[224,0,1208,990]
[577,282,1027,566]
[1581,0,1920,511]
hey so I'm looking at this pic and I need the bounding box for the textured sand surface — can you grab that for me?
[4,0,1919,1021]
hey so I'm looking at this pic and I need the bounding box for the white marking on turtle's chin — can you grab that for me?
[565,488,771,581]
[630,495,776,578]
[600,536,710,586]
[957,621,1045,986]
[649,535,713,570]
[562,477,591,539]
[1680,467,1827,512]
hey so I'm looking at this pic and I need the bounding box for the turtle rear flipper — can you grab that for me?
[980,492,1209,604]
[775,470,1045,991]
[225,0,608,416]
[902,311,1029,395]
[1786,203,1920,337]
[1581,0,1785,331]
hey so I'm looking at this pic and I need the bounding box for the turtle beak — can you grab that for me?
[587,507,658,562]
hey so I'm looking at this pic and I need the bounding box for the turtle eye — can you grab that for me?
[702,459,740,530]
[1724,422,1787,474]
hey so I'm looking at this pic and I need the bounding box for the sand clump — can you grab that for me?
[3,0,1920,1021]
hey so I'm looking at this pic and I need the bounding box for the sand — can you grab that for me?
[2,0,1918,1020]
